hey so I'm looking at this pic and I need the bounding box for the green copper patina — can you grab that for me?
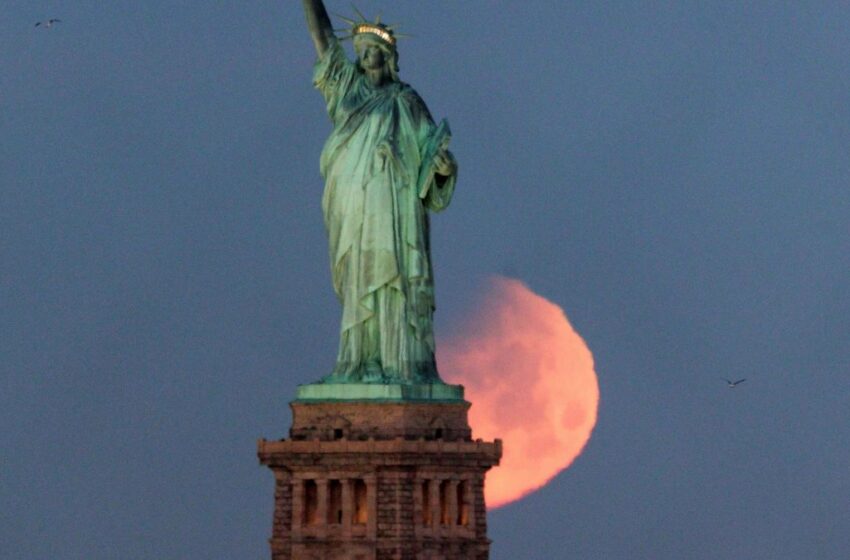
[299,1,461,400]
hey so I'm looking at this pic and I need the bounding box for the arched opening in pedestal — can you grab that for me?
[439,480,450,525]
[353,479,368,525]
[421,480,432,526]
[457,481,470,526]
[303,480,319,526]
[328,479,343,525]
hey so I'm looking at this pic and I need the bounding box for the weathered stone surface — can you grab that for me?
[259,400,501,559]
[287,400,474,442]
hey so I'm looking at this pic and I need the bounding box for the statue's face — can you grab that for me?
[358,43,386,71]
[355,35,390,71]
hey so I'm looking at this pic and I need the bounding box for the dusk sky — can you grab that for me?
[3,2,849,559]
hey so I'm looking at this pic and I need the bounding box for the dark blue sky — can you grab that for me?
[3,2,849,559]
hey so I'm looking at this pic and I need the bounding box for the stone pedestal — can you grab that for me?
[258,391,502,560]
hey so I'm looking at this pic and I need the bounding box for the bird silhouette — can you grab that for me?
[35,19,61,28]
[723,378,746,388]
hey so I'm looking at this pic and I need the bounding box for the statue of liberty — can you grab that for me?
[301,1,458,386]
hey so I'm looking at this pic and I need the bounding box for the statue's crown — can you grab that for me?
[353,23,395,46]
[337,7,403,47]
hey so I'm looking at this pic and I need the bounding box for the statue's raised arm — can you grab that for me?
[302,0,335,56]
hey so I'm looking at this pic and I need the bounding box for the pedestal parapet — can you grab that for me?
[258,394,502,560]
[295,381,466,403]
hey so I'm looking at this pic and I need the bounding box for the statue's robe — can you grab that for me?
[313,39,456,382]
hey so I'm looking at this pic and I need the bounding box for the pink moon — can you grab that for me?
[439,277,599,508]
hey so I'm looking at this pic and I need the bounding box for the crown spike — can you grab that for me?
[333,12,358,26]
[351,3,368,22]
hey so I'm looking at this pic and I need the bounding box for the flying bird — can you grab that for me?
[723,378,746,388]
[35,19,61,28]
